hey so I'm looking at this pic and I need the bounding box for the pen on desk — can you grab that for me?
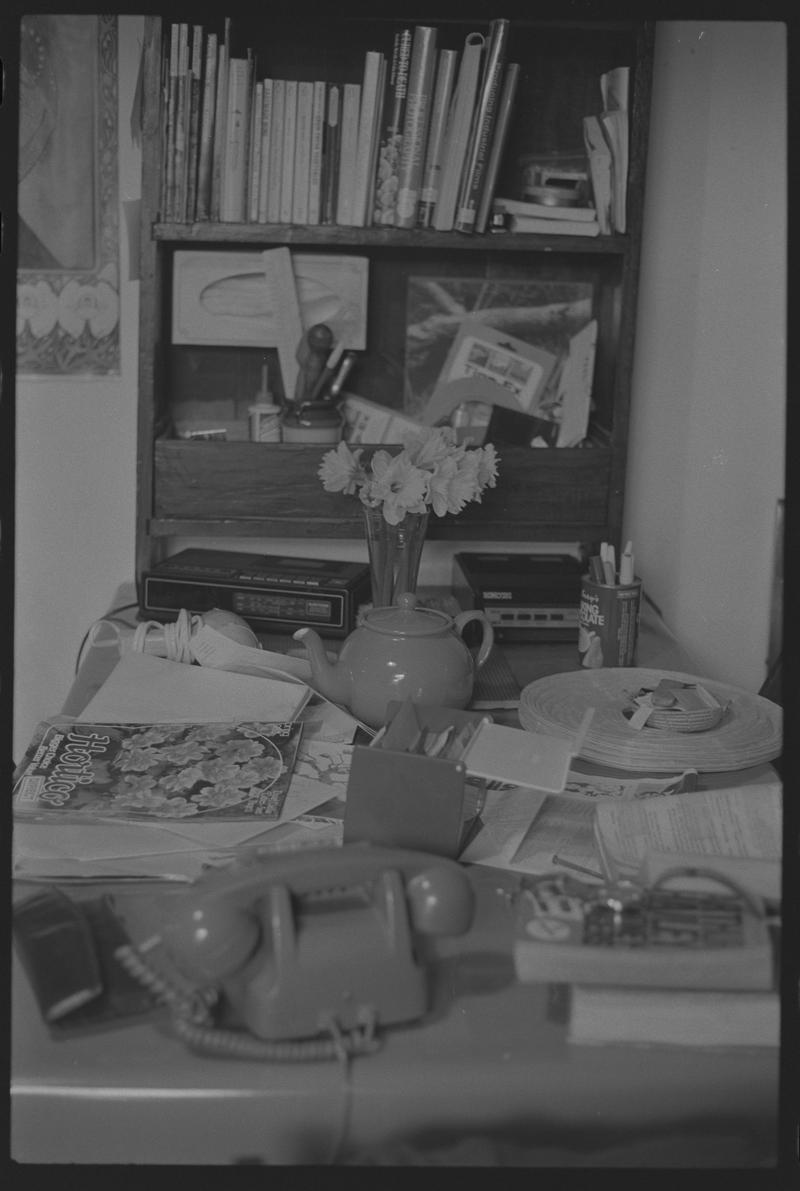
[328,350,358,399]
[619,540,635,585]
[600,542,616,586]
[310,341,346,401]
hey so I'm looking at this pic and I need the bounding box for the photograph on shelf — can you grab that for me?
[403,275,595,419]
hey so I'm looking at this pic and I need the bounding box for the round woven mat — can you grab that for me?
[518,667,782,772]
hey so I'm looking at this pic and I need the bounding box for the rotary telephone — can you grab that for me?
[133,844,475,1060]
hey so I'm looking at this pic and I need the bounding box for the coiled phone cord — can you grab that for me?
[114,938,381,1062]
[131,607,201,663]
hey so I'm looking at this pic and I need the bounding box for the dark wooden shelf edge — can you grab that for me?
[151,222,629,255]
[147,518,610,542]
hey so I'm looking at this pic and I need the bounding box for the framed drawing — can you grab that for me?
[16,14,120,376]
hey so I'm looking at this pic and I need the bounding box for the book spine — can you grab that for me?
[279,79,298,223]
[248,80,264,223]
[321,84,341,226]
[474,61,520,234]
[307,80,326,226]
[454,18,510,234]
[221,55,252,222]
[432,32,485,232]
[266,80,285,223]
[372,27,412,227]
[195,31,218,221]
[417,48,459,228]
[292,80,314,225]
[336,82,361,226]
[508,215,599,236]
[395,26,438,230]
[163,23,180,221]
[172,23,190,221]
[364,56,386,227]
[351,51,385,228]
[210,20,230,222]
[257,79,274,223]
[184,24,204,222]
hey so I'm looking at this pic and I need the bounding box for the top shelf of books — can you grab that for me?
[146,15,652,245]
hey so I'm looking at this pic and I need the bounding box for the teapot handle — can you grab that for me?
[453,610,494,672]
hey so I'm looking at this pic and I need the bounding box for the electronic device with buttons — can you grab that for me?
[140,548,372,637]
[452,552,582,640]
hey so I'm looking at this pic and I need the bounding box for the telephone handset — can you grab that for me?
[155,844,475,1050]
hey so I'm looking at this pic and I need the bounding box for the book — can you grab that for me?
[594,782,783,904]
[209,19,231,222]
[417,48,459,228]
[257,78,274,223]
[307,80,326,225]
[582,113,612,234]
[473,61,520,235]
[432,31,485,232]
[513,871,776,992]
[221,53,253,222]
[565,985,780,1048]
[372,27,412,227]
[321,84,341,225]
[363,57,386,229]
[395,25,438,229]
[12,718,305,823]
[279,78,298,224]
[492,195,597,221]
[351,50,385,228]
[507,214,600,236]
[336,82,361,226]
[194,31,218,221]
[163,22,181,221]
[172,23,190,221]
[266,79,285,223]
[184,24,204,222]
[248,80,264,223]
[600,65,630,233]
[454,18,510,234]
[292,80,314,225]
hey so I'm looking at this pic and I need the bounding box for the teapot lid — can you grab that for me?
[364,593,451,636]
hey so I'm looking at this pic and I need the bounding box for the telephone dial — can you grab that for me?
[133,844,475,1060]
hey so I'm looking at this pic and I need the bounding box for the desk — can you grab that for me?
[11,596,782,1166]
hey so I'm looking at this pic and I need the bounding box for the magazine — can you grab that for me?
[12,718,304,823]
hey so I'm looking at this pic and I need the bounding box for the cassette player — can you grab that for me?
[452,552,582,640]
[141,549,372,637]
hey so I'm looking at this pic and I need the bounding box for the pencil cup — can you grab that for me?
[578,575,642,668]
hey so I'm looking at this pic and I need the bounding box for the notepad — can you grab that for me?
[460,713,592,794]
[79,651,311,724]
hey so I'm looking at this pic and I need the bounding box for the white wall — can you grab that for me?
[624,21,786,693]
[12,19,787,761]
[13,17,142,760]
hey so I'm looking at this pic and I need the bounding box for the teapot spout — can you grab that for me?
[292,627,350,707]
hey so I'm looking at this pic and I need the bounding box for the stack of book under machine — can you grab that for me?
[157,17,624,237]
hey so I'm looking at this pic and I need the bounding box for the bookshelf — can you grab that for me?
[136,13,654,580]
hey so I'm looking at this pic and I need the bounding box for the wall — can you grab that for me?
[624,21,786,691]
[12,20,787,761]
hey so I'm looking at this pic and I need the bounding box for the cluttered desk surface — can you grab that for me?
[11,589,784,1167]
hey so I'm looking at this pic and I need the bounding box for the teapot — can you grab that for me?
[293,594,494,729]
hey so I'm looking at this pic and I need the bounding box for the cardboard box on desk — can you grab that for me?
[343,703,487,858]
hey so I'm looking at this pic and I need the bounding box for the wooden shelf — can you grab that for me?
[152,221,630,255]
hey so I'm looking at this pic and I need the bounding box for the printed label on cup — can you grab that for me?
[578,577,642,668]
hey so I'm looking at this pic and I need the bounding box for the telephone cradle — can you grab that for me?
[119,844,476,1061]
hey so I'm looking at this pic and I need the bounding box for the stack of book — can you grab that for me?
[491,196,600,237]
[513,781,782,1049]
[158,18,520,234]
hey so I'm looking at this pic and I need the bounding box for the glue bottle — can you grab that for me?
[248,362,282,442]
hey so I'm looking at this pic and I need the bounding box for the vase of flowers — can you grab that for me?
[318,426,499,606]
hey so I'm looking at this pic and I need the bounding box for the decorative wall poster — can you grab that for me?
[404,276,594,419]
[16,15,120,376]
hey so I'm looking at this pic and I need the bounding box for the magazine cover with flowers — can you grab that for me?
[12,718,304,822]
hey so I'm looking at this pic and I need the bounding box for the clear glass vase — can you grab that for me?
[362,506,429,608]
